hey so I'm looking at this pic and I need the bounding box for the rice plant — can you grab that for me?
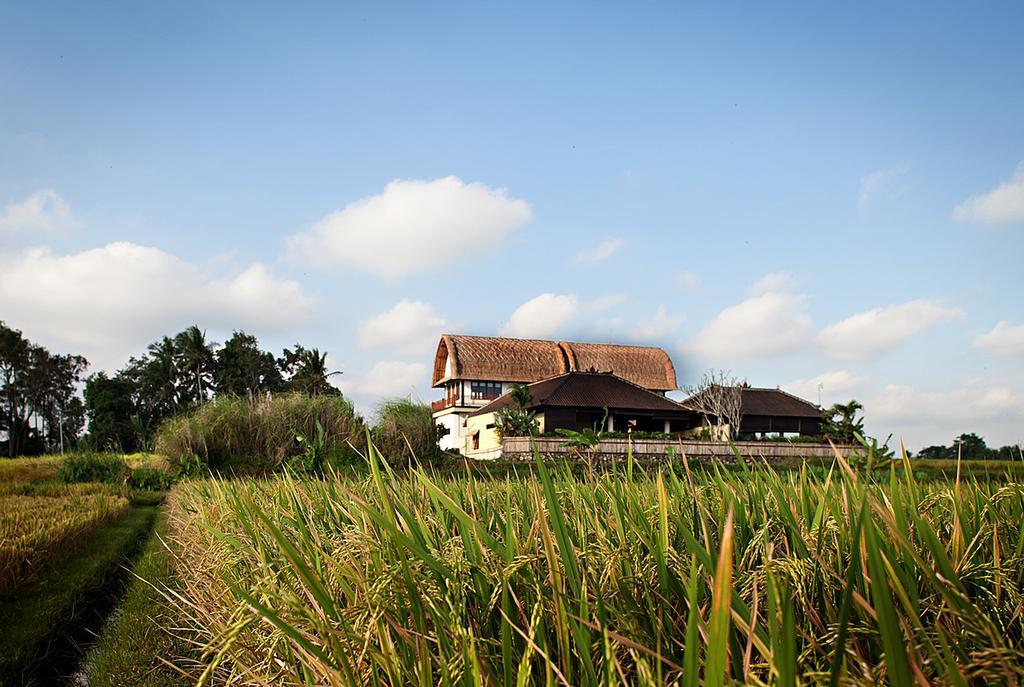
[161,448,1024,685]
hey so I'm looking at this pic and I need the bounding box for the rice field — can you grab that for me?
[162,449,1024,686]
[0,486,130,595]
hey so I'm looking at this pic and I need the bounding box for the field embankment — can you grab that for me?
[159,451,1024,685]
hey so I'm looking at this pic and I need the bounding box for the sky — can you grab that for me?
[1,1,1022,450]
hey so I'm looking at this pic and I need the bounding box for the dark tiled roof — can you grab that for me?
[469,372,690,417]
[741,388,820,417]
[432,335,678,391]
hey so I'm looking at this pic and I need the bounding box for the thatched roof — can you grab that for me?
[469,372,690,417]
[431,335,678,391]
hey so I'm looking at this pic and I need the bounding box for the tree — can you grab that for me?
[916,444,950,460]
[495,383,539,439]
[820,400,864,444]
[682,370,745,440]
[84,372,140,452]
[279,345,341,396]
[174,326,215,405]
[952,432,988,460]
[214,331,284,396]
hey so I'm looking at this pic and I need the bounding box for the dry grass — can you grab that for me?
[156,448,1024,686]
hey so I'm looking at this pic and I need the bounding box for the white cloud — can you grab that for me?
[783,370,870,405]
[357,300,448,355]
[0,189,76,233]
[749,271,795,294]
[867,379,1024,449]
[0,242,313,370]
[289,176,532,278]
[500,293,578,338]
[588,293,626,311]
[675,271,700,289]
[627,305,683,341]
[684,292,813,359]
[858,165,908,213]
[348,361,428,398]
[973,321,1024,356]
[574,238,623,264]
[818,299,964,361]
[952,163,1024,225]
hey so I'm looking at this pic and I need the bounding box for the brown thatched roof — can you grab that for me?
[469,372,690,417]
[432,335,678,391]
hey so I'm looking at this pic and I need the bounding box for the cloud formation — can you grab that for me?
[574,238,623,264]
[0,189,76,234]
[500,293,578,338]
[818,300,964,360]
[684,292,813,359]
[289,176,532,278]
[0,242,312,370]
[357,300,448,355]
[952,163,1024,224]
[973,321,1024,356]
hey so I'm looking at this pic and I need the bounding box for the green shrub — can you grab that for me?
[129,467,174,491]
[371,399,441,464]
[154,393,366,472]
[59,453,129,484]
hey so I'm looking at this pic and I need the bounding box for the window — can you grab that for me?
[470,381,502,400]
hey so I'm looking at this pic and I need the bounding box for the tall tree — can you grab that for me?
[174,326,215,405]
[84,371,140,452]
[279,345,341,396]
[214,331,284,396]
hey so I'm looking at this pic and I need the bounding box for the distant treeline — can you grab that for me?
[916,432,1022,461]
[85,326,342,453]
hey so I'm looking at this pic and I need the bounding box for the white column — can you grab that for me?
[608,414,615,432]
[664,419,671,434]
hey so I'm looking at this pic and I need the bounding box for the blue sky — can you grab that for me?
[1,1,1022,449]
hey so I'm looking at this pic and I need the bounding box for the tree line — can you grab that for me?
[1,321,88,456]
[86,326,343,452]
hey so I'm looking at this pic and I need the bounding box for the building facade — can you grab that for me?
[431,334,677,453]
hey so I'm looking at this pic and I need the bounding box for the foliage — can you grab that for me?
[214,330,284,396]
[59,452,130,484]
[1,320,88,456]
[129,467,175,491]
[289,419,327,474]
[820,399,864,443]
[915,432,1022,461]
[555,406,609,459]
[161,450,1024,685]
[494,382,538,440]
[371,398,441,463]
[154,392,366,471]
[278,345,341,396]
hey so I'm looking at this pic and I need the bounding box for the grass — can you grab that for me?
[0,503,159,684]
[0,487,130,594]
[86,510,193,687]
[158,448,1024,685]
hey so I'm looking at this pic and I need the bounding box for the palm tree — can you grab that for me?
[174,326,215,405]
[144,336,181,413]
[290,347,341,396]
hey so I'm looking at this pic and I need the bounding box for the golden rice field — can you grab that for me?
[161,451,1024,686]
[0,475,130,596]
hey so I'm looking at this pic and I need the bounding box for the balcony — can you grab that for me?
[431,397,455,413]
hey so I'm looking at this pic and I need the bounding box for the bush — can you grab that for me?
[154,393,366,472]
[129,467,174,491]
[371,399,441,464]
[59,453,129,484]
